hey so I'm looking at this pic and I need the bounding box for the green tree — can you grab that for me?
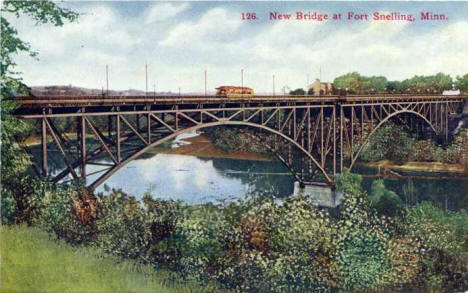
[454,74,468,94]
[289,88,306,95]
[1,1,78,222]
[386,80,404,93]
[333,72,387,94]
[333,72,361,94]
[401,73,453,94]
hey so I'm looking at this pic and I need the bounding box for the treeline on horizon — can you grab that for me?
[290,72,468,95]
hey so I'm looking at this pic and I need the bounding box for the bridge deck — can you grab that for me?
[14,94,467,108]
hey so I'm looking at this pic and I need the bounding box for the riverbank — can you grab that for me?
[0,225,221,293]
[359,160,468,174]
[150,133,271,162]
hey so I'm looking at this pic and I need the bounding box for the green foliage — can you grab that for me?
[333,72,387,94]
[401,73,453,94]
[1,0,79,224]
[289,88,306,95]
[359,123,411,163]
[32,182,97,244]
[369,179,403,217]
[333,72,456,94]
[405,203,468,291]
[455,73,468,93]
[204,127,270,154]
[360,122,468,164]
[17,177,468,293]
[336,168,362,196]
[1,190,16,224]
[96,191,182,265]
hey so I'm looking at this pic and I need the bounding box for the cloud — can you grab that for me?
[145,3,189,24]
[160,7,242,47]
[9,2,468,93]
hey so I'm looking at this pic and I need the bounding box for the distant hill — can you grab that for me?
[30,85,176,96]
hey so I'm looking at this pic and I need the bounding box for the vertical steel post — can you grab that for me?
[320,107,324,167]
[147,112,151,144]
[333,106,336,177]
[361,105,364,144]
[445,102,449,141]
[116,115,121,163]
[351,106,354,162]
[340,105,344,173]
[41,116,47,176]
[107,115,112,137]
[80,115,86,180]
[136,113,141,132]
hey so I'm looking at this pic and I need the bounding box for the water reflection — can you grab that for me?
[28,135,468,210]
[89,154,294,204]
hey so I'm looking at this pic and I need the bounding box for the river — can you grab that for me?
[31,131,468,211]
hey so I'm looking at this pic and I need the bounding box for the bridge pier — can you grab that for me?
[292,181,344,208]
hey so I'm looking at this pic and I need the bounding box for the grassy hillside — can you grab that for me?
[0,225,218,293]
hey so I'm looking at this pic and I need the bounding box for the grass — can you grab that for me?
[0,225,220,293]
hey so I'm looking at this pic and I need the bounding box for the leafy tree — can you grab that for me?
[1,1,78,223]
[401,73,453,94]
[386,80,405,93]
[289,88,306,95]
[454,74,468,94]
[333,72,387,94]
[333,72,361,94]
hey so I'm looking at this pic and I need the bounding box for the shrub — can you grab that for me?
[405,203,468,291]
[33,182,97,244]
[95,191,182,266]
[369,179,403,217]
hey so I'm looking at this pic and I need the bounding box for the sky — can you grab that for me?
[6,1,468,93]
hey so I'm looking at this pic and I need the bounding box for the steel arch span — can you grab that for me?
[89,121,334,190]
[348,109,439,171]
[15,94,466,188]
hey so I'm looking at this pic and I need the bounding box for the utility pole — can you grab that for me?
[106,64,109,95]
[178,87,181,97]
[273,74,275,96]
[204,69,207,96]
[153,84,156,97]
[145,63,148,96]
[241,68,244,95]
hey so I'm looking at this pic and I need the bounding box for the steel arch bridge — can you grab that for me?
[15,94,467,189]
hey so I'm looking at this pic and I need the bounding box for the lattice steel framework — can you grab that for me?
[16,95,466,189]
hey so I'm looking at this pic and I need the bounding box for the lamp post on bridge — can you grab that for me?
[273,74,276,96]
[204,69,207,96]
[145,63,148,96]
[106,64,109,96]
[241,68,244,95]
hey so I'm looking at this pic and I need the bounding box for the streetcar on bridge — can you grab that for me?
[215,86,254,98]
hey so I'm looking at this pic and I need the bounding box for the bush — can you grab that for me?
[405,203,468,291]
[369,179,403,217]
[12,170,466,293]
[95,191,182,267]
[32,182,98,244]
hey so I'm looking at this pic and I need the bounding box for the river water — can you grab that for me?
[33,131,468,211]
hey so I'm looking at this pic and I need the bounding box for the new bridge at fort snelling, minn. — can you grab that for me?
[14,93,468,193]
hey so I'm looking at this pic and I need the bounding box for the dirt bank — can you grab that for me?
[150,134,272,161]
[359,160,467,174]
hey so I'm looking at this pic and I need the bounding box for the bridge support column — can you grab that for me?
[293,182,343,208]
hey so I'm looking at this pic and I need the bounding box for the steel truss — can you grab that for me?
[16,95,466,188]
